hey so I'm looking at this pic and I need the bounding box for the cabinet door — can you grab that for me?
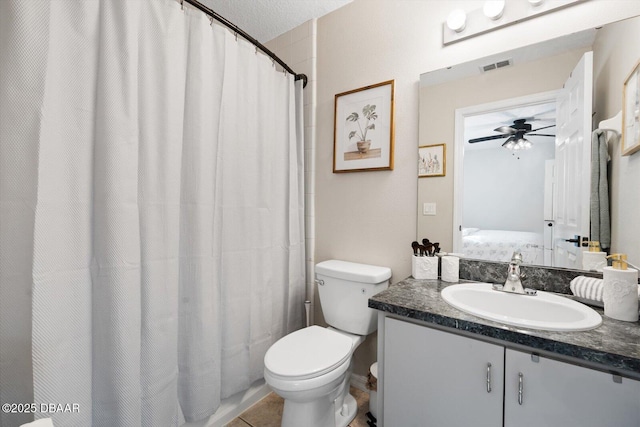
[505,349,640,427]
[384,318,504,427]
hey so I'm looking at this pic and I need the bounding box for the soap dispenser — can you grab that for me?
[602,254,639,322]
[581,241,607,271]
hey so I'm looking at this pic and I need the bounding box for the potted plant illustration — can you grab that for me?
[346,104,377,153]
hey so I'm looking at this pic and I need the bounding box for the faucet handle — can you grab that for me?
[511,251,523,264]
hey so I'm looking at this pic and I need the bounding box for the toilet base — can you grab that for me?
[335,393,357,427]
[280,391,358,427]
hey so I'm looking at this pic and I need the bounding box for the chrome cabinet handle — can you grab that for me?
[518,372,524,405]
[486,363,492,393]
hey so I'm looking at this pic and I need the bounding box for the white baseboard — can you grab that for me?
[350,373,368,393]
[182,380,271,427]
[184,374,368,427]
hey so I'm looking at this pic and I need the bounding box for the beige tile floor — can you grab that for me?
[226,387,372,427]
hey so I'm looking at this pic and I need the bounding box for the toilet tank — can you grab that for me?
[315,260,391,336]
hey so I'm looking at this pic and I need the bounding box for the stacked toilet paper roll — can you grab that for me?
[441,255,459,283]
[412,255,438,279]
[582,251,607,271]
[603,266,640,322]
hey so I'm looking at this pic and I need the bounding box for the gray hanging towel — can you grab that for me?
[590,130,611,250]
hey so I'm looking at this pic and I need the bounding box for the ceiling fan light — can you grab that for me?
[513,138,527,150]
[504,140,515,150]
[523,139,533,149]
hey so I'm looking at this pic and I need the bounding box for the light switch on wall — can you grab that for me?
[423,202,436,216]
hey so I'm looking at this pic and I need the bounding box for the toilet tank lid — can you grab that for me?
[315,260,391,284]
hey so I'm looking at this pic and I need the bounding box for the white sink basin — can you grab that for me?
[441,283,602,331]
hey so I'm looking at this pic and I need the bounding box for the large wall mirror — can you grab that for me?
[418,14,640,271]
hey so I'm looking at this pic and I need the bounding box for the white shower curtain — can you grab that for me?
[0,1,305,426]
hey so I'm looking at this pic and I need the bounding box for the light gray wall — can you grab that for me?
[463,141,555,232]
[593,15,640,267]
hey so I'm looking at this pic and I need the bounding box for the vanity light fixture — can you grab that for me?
[447,9,467,33]
[483,0,505,20]
[443,0,580,45]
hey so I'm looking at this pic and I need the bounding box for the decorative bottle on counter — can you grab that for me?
[441,255,460,283]
[602,254,639,322]
[582,241,607,272]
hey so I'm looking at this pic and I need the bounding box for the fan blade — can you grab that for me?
[528,133,555,137]
[530,124,555,132]
[494,125,517,134]
[468,134,509,143]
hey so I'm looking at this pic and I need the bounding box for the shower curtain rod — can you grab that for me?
[183,0,308,88]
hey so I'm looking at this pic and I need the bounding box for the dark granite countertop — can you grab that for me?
[369,277,640,376]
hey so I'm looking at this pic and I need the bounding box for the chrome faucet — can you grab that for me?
[503,251,525,294]
[490,251,537,295]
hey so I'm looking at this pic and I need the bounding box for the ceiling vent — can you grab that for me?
[480,58,513,73]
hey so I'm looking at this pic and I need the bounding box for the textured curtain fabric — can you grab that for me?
[0,1,305,426]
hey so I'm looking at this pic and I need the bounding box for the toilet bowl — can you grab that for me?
[264,326,364,427]
[264,260,391,427]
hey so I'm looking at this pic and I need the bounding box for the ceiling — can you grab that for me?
[201,0,353,43]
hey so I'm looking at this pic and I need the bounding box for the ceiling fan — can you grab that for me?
[468,118,555,150]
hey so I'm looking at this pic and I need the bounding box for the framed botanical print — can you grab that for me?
[333,80,395,172]
[418,144,446,177]
[622,59,640,156]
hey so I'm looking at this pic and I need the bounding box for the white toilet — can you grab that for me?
[264,259,391,427]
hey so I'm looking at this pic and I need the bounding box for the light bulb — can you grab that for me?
[483,1,505,20]
[447,9,467,33]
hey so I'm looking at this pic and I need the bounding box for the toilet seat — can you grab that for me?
[264,326,353,381]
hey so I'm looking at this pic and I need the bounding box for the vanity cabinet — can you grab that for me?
[383,317,640,427]
[504,348,640,426]
[384,317,505,426]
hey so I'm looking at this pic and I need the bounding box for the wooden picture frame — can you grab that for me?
[418,144,446,177]
[622,59,640,156]
[333,80,395,172]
